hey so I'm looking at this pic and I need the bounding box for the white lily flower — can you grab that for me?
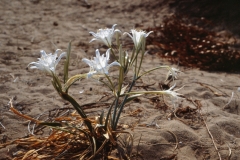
[124,29,153,50]
[28,49,66,75]
[162,83,183,99]
[127,83,183,100]
[82,49,120,78]
[166,67,182,81]
[89,24,121,47]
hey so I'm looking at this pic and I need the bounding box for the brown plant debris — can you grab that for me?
[2,102,133,160]
[147,15,240,72]
[1,109,93,160]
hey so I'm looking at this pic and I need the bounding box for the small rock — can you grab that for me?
[53,22,58,26]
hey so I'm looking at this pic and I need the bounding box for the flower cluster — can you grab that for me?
[28,24,182,101]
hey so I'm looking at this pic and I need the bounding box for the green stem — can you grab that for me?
[112,95,119,127]
[113,74,137,130]
[129,48,135,64]
[104,74,115,93]
[134,55,138,75]
[104,99,116,130]
[110,48,118,62]
[137,50,144,77]
[64,42,71,85]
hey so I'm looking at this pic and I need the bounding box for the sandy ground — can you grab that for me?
[1,0,240,159]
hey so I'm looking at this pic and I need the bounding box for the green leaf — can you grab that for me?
[53,74,62,88]
[52,75,63,94]
[137,66,169,80]
[60,92,94,133]
[61,92,87,118]
[117,66,124,95]
[104,99,116,130]
[64,42,72,87]
[125,94,143,103]
[63,74,87,92]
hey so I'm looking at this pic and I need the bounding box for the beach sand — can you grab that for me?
[0,0,240,159]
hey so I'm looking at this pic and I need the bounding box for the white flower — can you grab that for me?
[82,49,120,78]
[89,24,121,47]
[162,83,183,99]
[166,67,182,81]
[28,49,66,75]
[127,83,183,99]
[124,29,153,50]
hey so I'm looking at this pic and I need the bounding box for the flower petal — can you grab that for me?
[108,61,120,68]
[106,48,111,60]
[123,32,133,39]
[111,24,117,30]
[82,58,93,66]
[40,50,47,56]
[95,49,101,58]
[55,52,66,67]
[146,31,153,37]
